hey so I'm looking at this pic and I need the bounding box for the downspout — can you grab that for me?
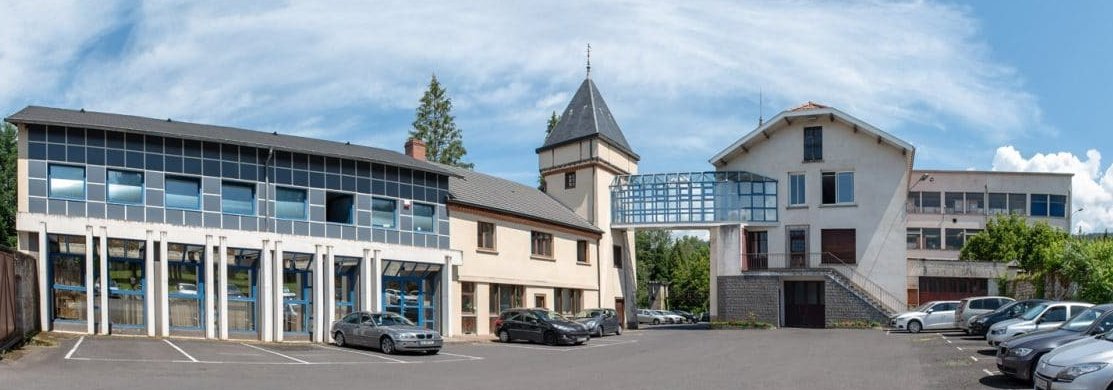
[264,148,274,232]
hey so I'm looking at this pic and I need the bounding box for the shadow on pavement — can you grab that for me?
[979,374,1029,389]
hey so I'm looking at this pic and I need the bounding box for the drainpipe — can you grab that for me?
[264,148,274,232]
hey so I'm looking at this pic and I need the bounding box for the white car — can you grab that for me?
[1033,331,1113,389]
[988,302,1093,346]
[889,300,959,333]
[654,310,685,324]
[637,309,668,325]
[176,283,198,295]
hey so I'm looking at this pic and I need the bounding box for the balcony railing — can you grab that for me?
[741,252,905,313]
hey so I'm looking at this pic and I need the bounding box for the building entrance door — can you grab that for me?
[784,281,825,328]
[383,276,424,327]
[614,298,626,328]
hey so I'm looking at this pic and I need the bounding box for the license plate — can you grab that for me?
[419,340,435,346]
[1035,377,1050,390]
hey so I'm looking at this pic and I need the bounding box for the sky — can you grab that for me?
[1,1,1111,232]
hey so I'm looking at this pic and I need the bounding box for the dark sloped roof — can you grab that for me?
[436,163,602,234]
[5,106,454,177]
[537,78,639,160]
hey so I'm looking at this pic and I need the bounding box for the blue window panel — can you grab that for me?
[106,204,125,220]
[400,232,412,246]
[221,144,238,162]
[384,166,398,182]
[371,164,384,179]
[165,138,182,155]
[292,153,308,170]
[326,174,340,190]
[67,201,86,217]
[357,211,370,226]
[1049,195,1067,217]
[274,151,291,168]
[357,178,370,194]
[294,221,309,236]
[28,125,46,142]
[47,126,66,143]
[837,172,854,204]
[146,189,163,207]
[275,219,292,234]
[292,170,308,187]
[126,151,144,169]
[412,203,435,233]
[372,229,385,243]
[126,133,144,151]
[86,129,104,147]
[275,168,291,185]
[68,126,91,145]
[47,143,65,161]
[145,136,163,153]
[342,159,355,176]
[356,161,370,177]
[48,164,86,200]
[310,155,325,172]
[184,211,202,227]
[223,162,239,179]
[87,184,105,202]
[29,179,46,197]
[105,131,125,149]
[241,164,258,181]
[221,182,255,215]
[183,140,202,157]
[165,209,183,225]
[87,147,104,165]
[66,145,85,163]
[372,198,396,228]
[125,205,144,222]
[47,199,66,215]
[276,187,307,220]
[86,202,104,218]
[106,149,125,167]
[146,154,163,171]
[310,172,325,188]
[106,169,144,204]
[342,226,355,240]
[358,227,371,241]
[342,176,355,192]
[28,142,46,160]
[1031,194,1049,217]
[325,192,354,224]
[310,222,325,237]
[165,176,201,210]
[203,160,220,177]
[325,157,341,174]
[399,168,412,184]
[183,158,202,175]
[399,184,412,199]
[414,172,426,187]
[202,142,220,159]
[387,230,399,245]
[326,224,342,239]
[385,182,398,197]
[164,156,182,173]
[214,214,232,228]
[372,180,385,195]
[145,207,163,222]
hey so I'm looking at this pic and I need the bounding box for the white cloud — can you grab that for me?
[992,146,1113,233]
[1,1,1049,182]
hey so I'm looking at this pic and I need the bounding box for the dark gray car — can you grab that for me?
[997,304,1113,382]
[574,308,622,337]
[331,311,442,355]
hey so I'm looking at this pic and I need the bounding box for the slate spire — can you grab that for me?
[537,77,639,161]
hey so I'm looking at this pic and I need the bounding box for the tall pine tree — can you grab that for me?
[539,111,560,188]
[0,123,16,247]
[411,74,472,168]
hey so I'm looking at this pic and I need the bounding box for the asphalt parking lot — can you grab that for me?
[1,324,1032,390]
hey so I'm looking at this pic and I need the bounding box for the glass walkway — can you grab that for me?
[610,171,779,227]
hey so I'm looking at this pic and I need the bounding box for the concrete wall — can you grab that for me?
[716,114,910,306]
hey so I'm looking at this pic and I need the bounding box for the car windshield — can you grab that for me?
[373,313,415,327]
[991,301,1019,315]
[575,310,600,318]
[913,302,934,312]
[534,310,567,321]
[1020,303,1050,321]
[1063,308,1106,332]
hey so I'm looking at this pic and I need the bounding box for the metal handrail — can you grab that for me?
[811,252,905,314]
[741,252,905,313]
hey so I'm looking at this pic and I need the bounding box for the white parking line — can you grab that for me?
[315,344,408,363]
[240,343,309,364]
[64,336,85,359]
[956,346,963,351]
[946,340,953,344]
[970,356,979,362]
[983,369,998,376]
[436,352,483,360]
[163,339,199,362]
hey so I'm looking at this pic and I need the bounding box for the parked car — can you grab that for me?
[699,312,710,322]
[997,304,1113,383]
[955,296,1015,333]
[1032,330,1113,389]
[671,310,698,324]
[987,302,1094,346]
[969,299,1050,337]
[495,308,589,345]
[574,308,622,337]
[655,310,685,324]
[889,300,960,333]
[637,309,668,325]
[331,311,441,354]
[175,283,198,295]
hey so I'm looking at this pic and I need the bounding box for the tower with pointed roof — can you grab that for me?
[537,73,639,327]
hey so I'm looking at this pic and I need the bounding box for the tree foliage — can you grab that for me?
[410,74,472,168]
[0,123,15,247]
[634,230,709,312]
[546,111,559,135]
[962,214,1075,299]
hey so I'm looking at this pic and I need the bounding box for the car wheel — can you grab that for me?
[380,337,396,355]
[908,320,922,333]
[596,326,604,338]
[653,319,660,325]
[499,330,511,343]
[543,332,557,346]
[1029,354,1043,384]
[334,332,346,347]
[426,349,439,355]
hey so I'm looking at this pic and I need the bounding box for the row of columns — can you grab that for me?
[35,221,440,342]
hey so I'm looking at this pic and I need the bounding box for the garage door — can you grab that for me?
[918,277,987,303]
[784,281,825,328]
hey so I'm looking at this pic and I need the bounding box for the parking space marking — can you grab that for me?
[163,339,198,362]
[969,356,979,362]
[487,339,637,352]
[241,343,310,364]
[314,344,408,363]
[65,336,85,359]
[983,369,997,376]
[436,352,483,361]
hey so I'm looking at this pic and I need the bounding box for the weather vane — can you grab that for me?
[586,43,592,78]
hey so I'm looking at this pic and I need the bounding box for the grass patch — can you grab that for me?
[829,319,882,329]
[709,320,775,330]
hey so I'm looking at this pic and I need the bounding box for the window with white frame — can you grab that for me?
[821,171,854,205]
[788,173,805,206]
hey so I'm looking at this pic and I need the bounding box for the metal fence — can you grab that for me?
[0,247,38,354]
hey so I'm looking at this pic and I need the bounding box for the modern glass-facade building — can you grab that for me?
[9,106,462,342]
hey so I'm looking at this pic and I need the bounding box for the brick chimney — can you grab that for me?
[404,138,427,161]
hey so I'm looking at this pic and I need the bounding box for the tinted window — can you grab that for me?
[989,298,1008,310]
[937,303,957,311]
[106,169,144,204]
[344,313,360,324]
[413,203,435,232]
[1095,314,1113,334]
[1043,307,1067,322]
[48,164,86,199]
[371,198,396,228]
[1071,305,1091,317]
[275,187,307,220]
[970,299,986,310]
[222,181,255,215]
[165,176,201,209]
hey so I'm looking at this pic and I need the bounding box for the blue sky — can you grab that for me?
[2,1,1111,231]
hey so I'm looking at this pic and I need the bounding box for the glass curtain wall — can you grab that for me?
[105,239,145,328]
[334,256,360,320]
[281,252,314,334]
[49,235,88,323]
[167,243,205,330]
[221,248,260,332]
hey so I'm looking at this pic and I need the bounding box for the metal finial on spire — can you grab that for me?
[758,88,764,126]
[586,43,592,79]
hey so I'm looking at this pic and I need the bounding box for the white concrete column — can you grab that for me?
[360,249,372,312]
[259,237,272,340]
[372,250,383,311]
[97,229,108,335]
[159,232,170,336]
[324,247,335,340]
[218,237,229,340]
[144,230,155,336]
[709,227,719,320]
[204,235,215,339]
[84,226,95,334]
[272,241,283,342]
[312,245,324,343]
[441,259,453,336]
[37,223,50,332]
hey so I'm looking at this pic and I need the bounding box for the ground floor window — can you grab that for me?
[460,282,476,334]
[488,284,523,333]
[49,234,87,322]
[281,252,313,334]
[167,243,205,330]
[334,256,360,320]
[221,247,260,332]
[106,239,145,328]
[382,260,441,330]
[554,288,582,316]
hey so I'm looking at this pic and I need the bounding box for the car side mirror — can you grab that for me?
[1035,317,1044,324]
[925,309,934,314]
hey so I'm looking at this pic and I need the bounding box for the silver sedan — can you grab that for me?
[331,311,442,355]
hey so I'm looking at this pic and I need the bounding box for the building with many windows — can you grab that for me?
[8,106,461,342]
